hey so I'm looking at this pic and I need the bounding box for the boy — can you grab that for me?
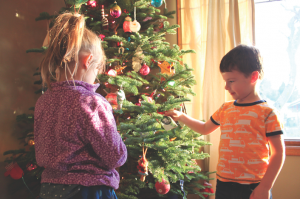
[165,45,285,199]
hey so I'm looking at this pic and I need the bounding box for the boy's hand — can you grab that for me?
[164,110,183,122]
[250,185,270,199]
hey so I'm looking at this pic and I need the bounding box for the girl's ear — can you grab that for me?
[251,71,259,84]
[83,54,93,69]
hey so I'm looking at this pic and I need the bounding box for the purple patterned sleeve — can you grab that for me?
[79,95,127,170]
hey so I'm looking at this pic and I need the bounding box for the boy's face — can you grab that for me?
[221,69,255,103]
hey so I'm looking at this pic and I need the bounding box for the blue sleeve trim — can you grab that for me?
[210,116,220,125]
[266,130,283,137]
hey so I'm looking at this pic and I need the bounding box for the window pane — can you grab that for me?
[255,0,300,139]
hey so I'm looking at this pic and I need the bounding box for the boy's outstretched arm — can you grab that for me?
[250,134,286,199]
[164,110,219,135]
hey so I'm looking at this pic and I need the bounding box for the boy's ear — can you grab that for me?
[250,71,259,84]
[83,54,93,69]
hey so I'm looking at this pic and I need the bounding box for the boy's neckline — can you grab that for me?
[234,100,266,106]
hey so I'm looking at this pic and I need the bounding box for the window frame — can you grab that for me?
[285,140,300,156]
[176,0,300,156]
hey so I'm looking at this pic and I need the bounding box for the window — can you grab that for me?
[255,0,300,155]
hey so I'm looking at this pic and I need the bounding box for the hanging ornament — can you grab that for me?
[118,46,125,54]
[107,69,117,77]
[28,139,35,146]
[132,46,144,72]
[130,7,141,32]
[137,146,148,182]
[123,16,132,33]
[101,5,109,30]
[110,1,122,18]
[135,98,142,106]
[105,93,118,109]
[155,178,170,194]
[139,63,150,76]
[4,162,24,180]
[151,0,164,7]
[157,61,175,75]
[25,132,34,143]
[115,65,127,74]
[87,0,97,7]
[130,20,141,32]
[200,181,214,197]
[167,80,175,87]
[160,116,178,131]
[147,89,157,103]
[98,34,105,41]
[159,21,164,28]
[26,163,38,171]
[117,88,126,110]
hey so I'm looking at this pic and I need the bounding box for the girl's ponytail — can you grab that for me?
[40,12,94,89]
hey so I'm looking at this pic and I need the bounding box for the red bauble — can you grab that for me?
[200,181,214,197]
[26,163,37,171]
[4,163,24,180]
[87,0,97,7]
[105,93,118,109]
[99,34,105,41]
[155,178,170,195]
[110,3,122,18]
[123,16,132,33]
[139,63,150,76]
[107,69,117,77]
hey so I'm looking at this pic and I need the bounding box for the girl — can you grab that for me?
[34,12,127,199]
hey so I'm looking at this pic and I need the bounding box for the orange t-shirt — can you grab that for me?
[211,100,283,184]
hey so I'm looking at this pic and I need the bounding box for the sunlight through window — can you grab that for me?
[255,0,300,139]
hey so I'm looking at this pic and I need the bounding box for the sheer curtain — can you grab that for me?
[178,1,255,198]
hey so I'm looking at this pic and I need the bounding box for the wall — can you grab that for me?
[0,0,65,162]
[0,0,64,198]
[272,156,300,199]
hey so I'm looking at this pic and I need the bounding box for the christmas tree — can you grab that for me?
[3,0,213,198]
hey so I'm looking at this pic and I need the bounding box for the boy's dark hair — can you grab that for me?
[220,44,264,79]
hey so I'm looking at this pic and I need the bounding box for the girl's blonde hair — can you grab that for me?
[40,12,105,89]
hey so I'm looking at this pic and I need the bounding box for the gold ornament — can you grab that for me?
[28,140,35,146]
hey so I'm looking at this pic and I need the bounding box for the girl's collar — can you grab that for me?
[51,80,100,92]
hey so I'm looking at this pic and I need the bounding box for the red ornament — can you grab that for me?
[135,99,142,106]
[159,21,164,28]
[26,163,37,171]
[105,93,118,109]
[107,69,117,77]
[200,181,214,197]
[155,178,170,195]
[4,162,24,180]
[87,0,97,7]
[110,2,122,18]
[123,16,132,33]
[139,63,150,76]
[99,34,105,41]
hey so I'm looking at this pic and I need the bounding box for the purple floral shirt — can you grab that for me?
[34,80,127,189]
